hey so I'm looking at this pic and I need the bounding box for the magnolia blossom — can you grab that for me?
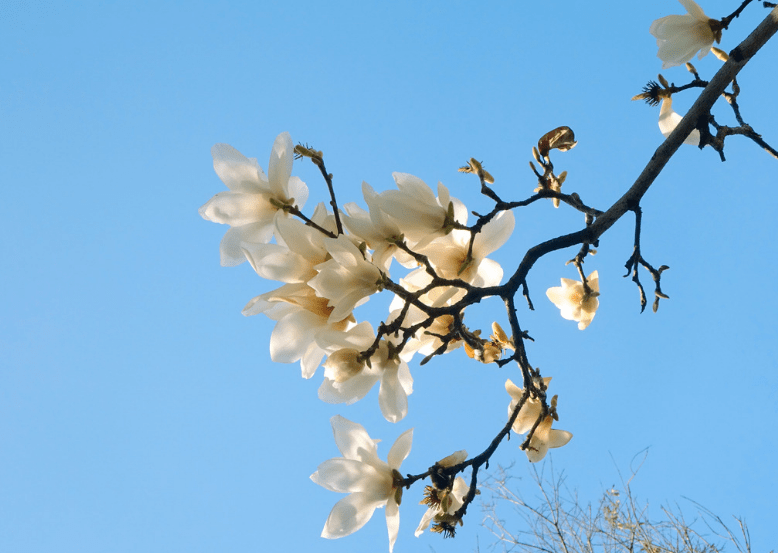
[374,173,467,250]
[505,377,552,434]
[546,270,600,330]
[423,210,515,286]
[317,323,414,423]
[415,476,469,537]
[199,132,309,266]
[242,282,353,379]
[650,0,718,69]
[311,415,413,553]
[308,235,384,323]
[241,203,337,284]
[658,96,701,146]
[524,415,573,463]
[342,182,414,271]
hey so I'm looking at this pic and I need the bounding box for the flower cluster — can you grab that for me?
[201,132,516,422]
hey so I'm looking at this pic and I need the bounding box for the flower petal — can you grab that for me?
[331,415,380,463]
[387,427,413,469]
[320,492,383,540]
[379,368,409,423]
[211,143,266,193]
[386,496,400,553]
[311,458,388,494]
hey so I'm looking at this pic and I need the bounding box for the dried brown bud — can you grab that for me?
[657,74,670,89]
[537,126,577,157]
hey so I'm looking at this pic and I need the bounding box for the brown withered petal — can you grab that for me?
[537,126,577,157]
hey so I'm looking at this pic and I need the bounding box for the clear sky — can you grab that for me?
[2,1,776,552]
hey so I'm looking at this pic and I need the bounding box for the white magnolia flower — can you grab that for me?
[311,415,413,553]
[342,182,414,271]
[546,270,600,330]
[317,322,414,423]
[415,476,469,537]
[199,132,308,266]
[658,96,701,146]
[505,377,552,434]
[242,203,336,284]
[423,210,515,286]
[375,173,468,250]
[650,0,718,69]
[308,235,384,323]
[242,282,353,379]
[524,415,573,463]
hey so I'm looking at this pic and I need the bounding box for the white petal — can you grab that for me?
[318,372,379,405]
[269,310,321,364]
[199,191,271,227]
[679,0,708,21]
[211,143,266,193]
[473,210,515,258]
[378,368,409,423]
[267,132,294,197]
[386,496,400,553]
[387,427,414,469]
[311,458,388,493]
[331,415,380,463]
[547,429,573,449]
[320,492,383,539]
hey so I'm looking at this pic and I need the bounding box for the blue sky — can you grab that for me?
[2,1,776,552]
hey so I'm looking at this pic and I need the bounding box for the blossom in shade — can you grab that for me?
[505,377,552,434]
[199,132,308,266]
[415,476,469,537]
[310,415,413,552]
[317,323,414,423]
[658,96,701,146]
[524,415,573,463]
[650,0,719,69]
[308,235,384,324]
[546,270,600,330]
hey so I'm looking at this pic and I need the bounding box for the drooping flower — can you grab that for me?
[317,322,414,423]
[546,270,600,330]
[658,96,701,146]
[524,415,573,463]
[311,415,413,552]
[505,377,552,434]
[199,132,308,266]
[650,0,720,69]
[415,476,469,537]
